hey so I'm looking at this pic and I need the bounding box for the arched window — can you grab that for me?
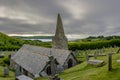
[46,66,51,75]
[67,59,73,68]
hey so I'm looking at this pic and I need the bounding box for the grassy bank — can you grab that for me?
[36,47,120,80]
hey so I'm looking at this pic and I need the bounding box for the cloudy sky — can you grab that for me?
[0,0,120,38]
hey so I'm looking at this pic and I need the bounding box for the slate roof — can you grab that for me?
[11,44,71,76]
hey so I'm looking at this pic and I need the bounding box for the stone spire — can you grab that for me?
[52,13,68,50]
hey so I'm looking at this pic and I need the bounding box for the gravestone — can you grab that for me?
[85,51,89,61]
[94,50,97,59]
[102,47,106,53]
[52,13,68,50]
[117,48,120,53]
[86,50,94,57]
[4,67,9,77]
[110,46,113,52]
[73,50,79,57]
[108,53,113,71]
[14,64,21,77]
[0,53,4,58]
[97,49,106,56]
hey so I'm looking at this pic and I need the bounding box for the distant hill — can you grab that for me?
[0,32,24,46]
[75,35,120,42]
[0,32,51,51]
[12,36,53,39]
[0,32,24,50]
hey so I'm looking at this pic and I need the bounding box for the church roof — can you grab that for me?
[11,44,71,76]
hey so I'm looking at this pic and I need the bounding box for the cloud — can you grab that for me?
[0,0,120,38]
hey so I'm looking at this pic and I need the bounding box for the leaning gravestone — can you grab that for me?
[4,67,9,77]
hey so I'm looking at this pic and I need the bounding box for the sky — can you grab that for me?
[0,0,120,39]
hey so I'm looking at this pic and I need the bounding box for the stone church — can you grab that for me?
[11,14,78,79]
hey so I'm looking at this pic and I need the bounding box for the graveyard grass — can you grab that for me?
[0,52,15,80]
[36,47,120,80]
[0,48,120,80]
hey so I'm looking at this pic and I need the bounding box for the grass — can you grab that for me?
[0,51,15,80]
[0,47,120,80]
[36,47,120,80]
[0,66,15,80]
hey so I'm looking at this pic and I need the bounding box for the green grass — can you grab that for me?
[0,66,15,80]
[0,51,15,80]
[0,48,120,80]
[36,47,120,80]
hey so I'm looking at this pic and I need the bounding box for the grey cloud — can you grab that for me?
[0,0,120,38]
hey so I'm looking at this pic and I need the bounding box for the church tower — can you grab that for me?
[52,13,68,50]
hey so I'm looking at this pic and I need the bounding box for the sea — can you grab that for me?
[25,38,77,42]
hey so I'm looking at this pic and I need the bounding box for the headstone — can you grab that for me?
[85,51,89,61]
[110,46,113,52]
[73,50,79,57]
[108,53,112,71]
[97,49,106,56]
[52,13,68,50]
[14,64,21,77]
[4,67,9,77]
[86,50,94,57]
[102,47,106,53]
[94,50,97,59]
[0,53,4,58]
[117,48,120,53]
